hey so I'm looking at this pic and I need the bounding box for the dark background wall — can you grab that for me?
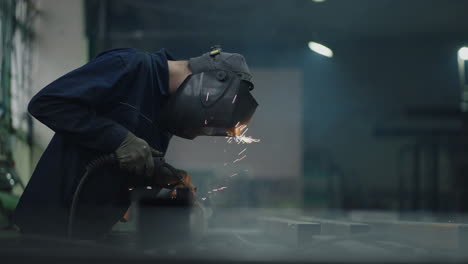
[303,37,462,211]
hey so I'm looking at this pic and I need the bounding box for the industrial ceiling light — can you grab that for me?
[308,41,333,58]
[312,0,327,2]
[459,47,468,61]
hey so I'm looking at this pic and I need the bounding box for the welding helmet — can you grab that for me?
[160,47,258,139]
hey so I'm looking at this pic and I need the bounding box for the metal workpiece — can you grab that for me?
[299,216,371,236]
[357,219,468,251]
[258,216,321,246]
[130,187,207,249]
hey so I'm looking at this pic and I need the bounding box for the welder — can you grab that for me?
[13,47,257,239]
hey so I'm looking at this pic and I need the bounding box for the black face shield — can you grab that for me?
[159,70,258,139]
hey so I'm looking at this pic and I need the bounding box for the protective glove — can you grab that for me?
[115,131,154,180]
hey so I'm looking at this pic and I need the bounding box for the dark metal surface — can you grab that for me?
[132,187,194,248]
[300,216,371,236]
[259,216,321,245]
[3,210,468,263]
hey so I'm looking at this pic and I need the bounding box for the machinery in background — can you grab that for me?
[0,102,24,228]
[0,0,36,229]
[375,106,468,218]
[0,159,21,229]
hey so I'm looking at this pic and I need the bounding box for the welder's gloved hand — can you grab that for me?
[153,161,197,193]
[115,131,154,180]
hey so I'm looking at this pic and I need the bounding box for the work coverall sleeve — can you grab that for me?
[28,53,131,153]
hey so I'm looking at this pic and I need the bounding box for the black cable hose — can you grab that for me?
[67,151,192,239]
[67,154,118,239]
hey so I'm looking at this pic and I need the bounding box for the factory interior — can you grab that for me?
[2,0,468,263]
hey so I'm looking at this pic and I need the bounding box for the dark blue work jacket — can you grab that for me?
[14,48,173,237]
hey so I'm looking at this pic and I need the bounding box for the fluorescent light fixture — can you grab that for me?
[308,41,333,58]
[459,47,468,61]
[312,0,327,2]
